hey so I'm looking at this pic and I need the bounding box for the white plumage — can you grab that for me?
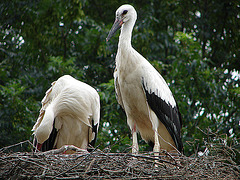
[32,75,100,152]
[107,4,183,153]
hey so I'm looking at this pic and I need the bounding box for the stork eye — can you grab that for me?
[122,10,128,15]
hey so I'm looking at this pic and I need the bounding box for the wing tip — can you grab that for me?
[142,77,183,153]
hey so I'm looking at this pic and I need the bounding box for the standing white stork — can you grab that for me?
[32,75,100,152]
[107,4,183,153]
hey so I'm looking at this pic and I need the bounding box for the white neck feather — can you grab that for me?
[35,104,55,143]
[118,17,136,48]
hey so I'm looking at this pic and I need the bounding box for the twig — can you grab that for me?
[7,159,21,176]
[84,157,96,174]
[17,157,49,170]
[127,153,183,167]
[0,140,32,153]
[53,144,100,178]
[0,142,239,179]
[100,167,126,174]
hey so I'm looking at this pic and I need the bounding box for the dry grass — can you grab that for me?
[0,140,239,179]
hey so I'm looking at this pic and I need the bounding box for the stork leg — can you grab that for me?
[153,130,160,156]
[132,124,139,154]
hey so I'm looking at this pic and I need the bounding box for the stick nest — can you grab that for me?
[0,141,239,179]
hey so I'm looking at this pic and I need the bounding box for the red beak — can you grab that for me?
[106,17,124,41]
[37,143,43,151]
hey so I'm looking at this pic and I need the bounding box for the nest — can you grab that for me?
[0,141,239,179]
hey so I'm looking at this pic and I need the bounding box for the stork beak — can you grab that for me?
[106,17,123,41]
[37,143,43,151]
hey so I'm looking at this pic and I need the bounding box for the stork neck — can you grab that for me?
[118,21,134,48]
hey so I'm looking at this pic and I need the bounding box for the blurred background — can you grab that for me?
[0,0,239,161]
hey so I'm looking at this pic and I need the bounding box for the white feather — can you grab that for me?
[110,4,182,153]
[32,75,100,150]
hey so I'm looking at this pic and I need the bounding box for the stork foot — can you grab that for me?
[132,143,139,154]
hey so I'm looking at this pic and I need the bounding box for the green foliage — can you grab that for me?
[0,0,239,164]
[97,79,130,152]
[0,79,39,147]
[166,31,240,156]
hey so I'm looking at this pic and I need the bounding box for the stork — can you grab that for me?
[32,75,100,152]
[107,4,183,153]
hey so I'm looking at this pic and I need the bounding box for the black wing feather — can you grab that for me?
[41,120,58,152]
[142,79,183,152]
[89,119,98,147]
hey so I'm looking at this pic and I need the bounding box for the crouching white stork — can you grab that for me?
[107,4,183,153]
[32,75,100,152]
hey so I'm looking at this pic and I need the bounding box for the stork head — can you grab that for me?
[106,4,137,41]
[35,123,53,144]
